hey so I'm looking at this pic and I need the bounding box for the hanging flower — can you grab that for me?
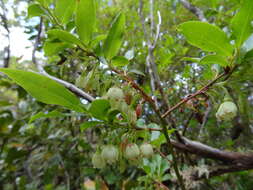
[216,101,238,121]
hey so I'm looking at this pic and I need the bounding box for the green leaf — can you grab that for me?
[231,0,253,47]
[27,3,46,18]
[80,121,102,132]
[0,69,83,112]
[200,55,228,67]
[111,56,129,67]
[55,0,76,24]
[43,41,70,56]
[75,0,96,45]
[178,21,233,56]
[128,69,145,76]
[88,99,110,120]
[103,13,125,59]
[29,110,64,123]
[90,34,107,48]
[47,29,83,47]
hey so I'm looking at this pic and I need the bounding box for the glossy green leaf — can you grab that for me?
[200,55,228,67]
[231,0,253,47]
[178,21,233,56]
[0,69,83,112]
[103,13,125,59]
[76,0,96,45]
[55,0,76,24]
[43,41,70,56]
[27,3,46,18]
[47,29,83,47]
[88,99,110,120]
[90,34,107,48]
[111,56,129,67]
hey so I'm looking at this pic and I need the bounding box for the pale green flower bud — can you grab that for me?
[101,145,119,164]
[92,153,106,169]
[125,143,140,159]
[140,143,154,158]
[127,109,137,124]
[106,87,124,101]
[216,101,238,121]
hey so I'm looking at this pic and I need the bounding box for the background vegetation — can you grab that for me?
[0,0,253,189]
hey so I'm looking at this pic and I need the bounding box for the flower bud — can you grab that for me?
[106,87,124,101]
[140,143,153,158]
[216,101,238,121]
[127,109,137,124]
[101,145,119,164]
[92,153,106,169]
[125,143,140,160]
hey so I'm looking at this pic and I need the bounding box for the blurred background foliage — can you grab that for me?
[0,0,253,189]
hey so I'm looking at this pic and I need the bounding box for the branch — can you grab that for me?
[32,17,95,103]
[136,125,253,177]
[171,137,253,166]
[139,0,148,41]
[139,0,158,107]
[162,72,227,118]
[0,0,10,68]
[37,66,95,102]
[198,100,212,139]
[32,18,43,64]
[111,67,156,109]
[179,0,207,22]
[152,11,161,49]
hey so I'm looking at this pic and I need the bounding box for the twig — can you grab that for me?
[32,17,95,102]
[179,0,207,22]
[139,0,158,107]
[139,0,148,41]
[0,0,10,68]
[111,67,156,109]
[32,17,43,64]
[198,100,212,139]
[156,148,173,164]
[162,72,227,118]
[152,11,161,49]
[37,66,95,102]
[182,112,194,136]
